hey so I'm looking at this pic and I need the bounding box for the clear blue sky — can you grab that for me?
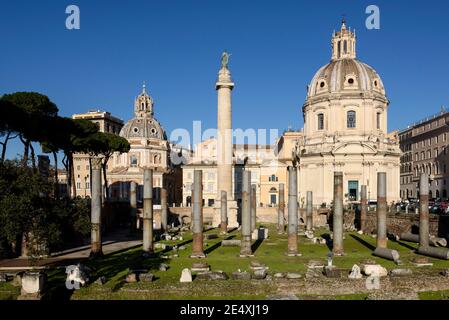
[1,0,449,159]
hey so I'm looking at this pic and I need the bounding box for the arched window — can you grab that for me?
[154,154,161,165]
[347,111,356,128]
[317,113,324,130]
[344,40,347,54]
[141,102,145,110]
[338,41,341,57]
[376,112,381,129]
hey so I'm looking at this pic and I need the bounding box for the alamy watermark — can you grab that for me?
[66,5,80,30]
[366,5,380,30]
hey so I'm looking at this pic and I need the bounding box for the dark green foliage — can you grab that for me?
[0,161,91,258]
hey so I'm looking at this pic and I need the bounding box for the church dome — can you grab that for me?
[120,116,166,140]
[119,83,167,140]
[306,20,386,100]
[307,59,386,98]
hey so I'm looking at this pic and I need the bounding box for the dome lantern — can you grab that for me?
[331,19,356,60]
[134,81,154,117]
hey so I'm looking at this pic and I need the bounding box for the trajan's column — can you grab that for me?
[213,51,239,229]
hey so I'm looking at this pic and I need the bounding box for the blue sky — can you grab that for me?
[1,0,449,159]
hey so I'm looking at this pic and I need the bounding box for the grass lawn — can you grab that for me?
[2,223,449,300]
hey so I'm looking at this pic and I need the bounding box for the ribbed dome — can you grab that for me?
[119,116,166,140]
[307,58,386,99]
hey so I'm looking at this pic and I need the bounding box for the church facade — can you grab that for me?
[107,84,184,205]
[295,20,401,206]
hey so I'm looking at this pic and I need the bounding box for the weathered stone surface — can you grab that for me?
[411,256,433,267]
[411,256,429,264]
[191,262,210,272]
[307,260,325,269]
[66,264,91,288]
[196,271,228,281]
[389,269,413,277]
[349,264,362,279]
[366,289,419,300]
[286,272,302,279]
[395,259,404,266]
[180,268,192,283]
[21,272,46,294]
[274,272,286,279]
[267,294,299,300]
[95,276,106,285]
[324,266,343,278]
[362,264,388,277]
[12,273,23,287]
[305,231,314,239]
[0,273,7,282]
[139,273,154,282]
[159,263,169,271]
[221,240,242,247]
[440,269,449,277]
[125,273,138,283]
[232,271,251,280]
[252,269,268,280]
[250,261,268,271]
[305,268,321,279]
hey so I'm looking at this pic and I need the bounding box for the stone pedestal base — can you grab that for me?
[213,200,239,229]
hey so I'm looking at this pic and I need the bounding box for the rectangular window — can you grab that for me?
[270,194,277,205]
[317,113,324,130]
[376,112,381,129]
[348,181,359,201]
[347,111,356,129]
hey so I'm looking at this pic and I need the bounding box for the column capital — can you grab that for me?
[91,156,103,170]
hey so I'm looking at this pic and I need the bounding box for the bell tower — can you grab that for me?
[331,18,357,60]
[134,82,154,117]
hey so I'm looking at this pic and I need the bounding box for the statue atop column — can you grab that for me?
[221,51,231,70]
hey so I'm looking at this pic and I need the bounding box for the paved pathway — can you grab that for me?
[0,230,143,270]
